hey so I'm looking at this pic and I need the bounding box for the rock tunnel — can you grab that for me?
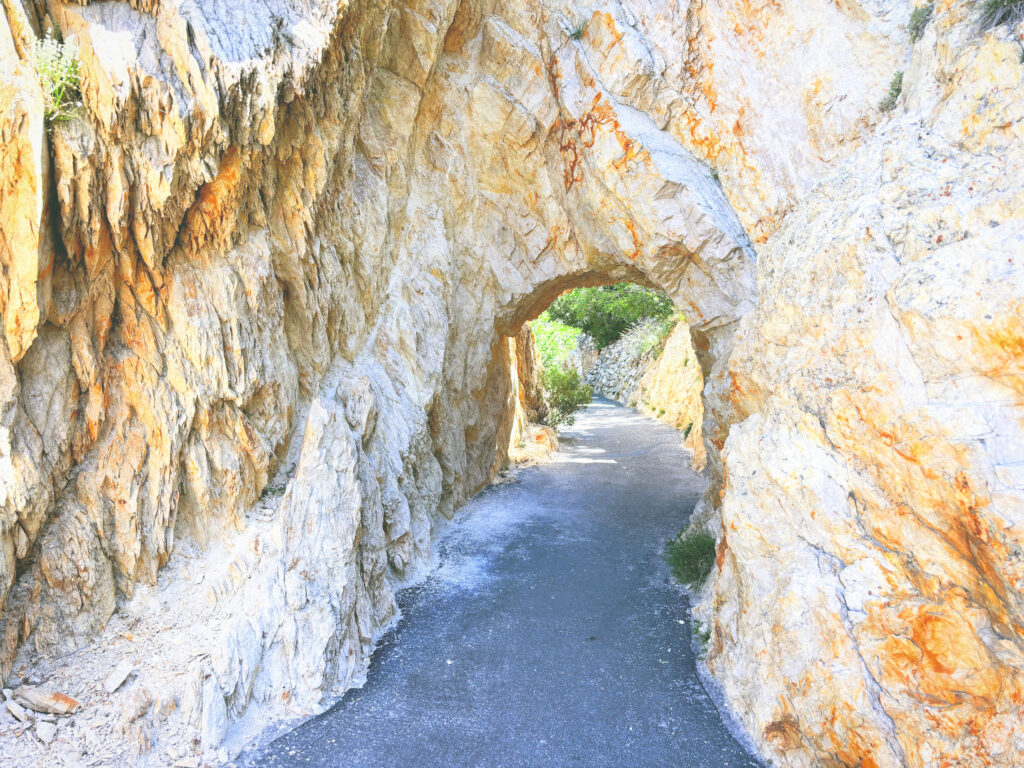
[3,0,1024,766]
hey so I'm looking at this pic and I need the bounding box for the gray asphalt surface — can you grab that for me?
[242,399,762,768]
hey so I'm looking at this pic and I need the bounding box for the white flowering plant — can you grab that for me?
[33,31,81,124]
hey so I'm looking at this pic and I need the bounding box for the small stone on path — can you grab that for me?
[5,699,29,723]
[35,720,57,744]
[13,685,81,715]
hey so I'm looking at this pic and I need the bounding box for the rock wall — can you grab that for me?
[1,0,1022,766]
[585,320,705,462]
[695,6,1024,765]
[584,323,658,403]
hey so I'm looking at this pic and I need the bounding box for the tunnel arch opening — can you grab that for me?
[480,246,754,511]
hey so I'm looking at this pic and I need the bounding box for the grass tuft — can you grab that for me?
[694,624,711,656]
[878,71,903,113]
[33,31,81,125]
[979,0,1024,29]
[908,3,934,42]
[627,314,678,359]
[665,531,716,589]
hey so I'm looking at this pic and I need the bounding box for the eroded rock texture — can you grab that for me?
[697,7,1024,765]
[0,0,1021,765]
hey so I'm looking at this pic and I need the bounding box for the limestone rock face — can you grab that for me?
[696,5,1024,767]
[0,0,1021,766]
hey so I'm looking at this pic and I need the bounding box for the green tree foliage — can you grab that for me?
[531,314,582,368]
[546,284,673,349]
[538,364,591,428]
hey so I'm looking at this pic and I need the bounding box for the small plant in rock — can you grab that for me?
[878,71,903,113]
[908,3,934,42]
[33,31,82,125]
[628,314,678,359]
[539,364,592,429]
[568,19,588,40]
[694,623,712,657]
[978,0,1024,29]
[665,530,716,589]
[682,422,693,440]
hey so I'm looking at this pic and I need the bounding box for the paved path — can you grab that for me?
[243,399,762,768]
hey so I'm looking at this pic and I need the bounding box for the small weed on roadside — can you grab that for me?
[694,624,711,656]
[539,364,592,429]
[665,531,716,589]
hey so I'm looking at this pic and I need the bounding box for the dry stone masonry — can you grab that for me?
[584,320,705,462]
[0,0,1022,766]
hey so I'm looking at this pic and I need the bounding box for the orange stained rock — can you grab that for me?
[727,0,780,46]
[556,93,620,190]
[622,217,641,261]
[180,145,245,256]
[673,106,724,164]
[825,387,1024,649]
[716,534,727,569]
[970,306,1024,397]
[910,608,993,677]
[610,129,649,172]
[588,12,625,50]
[197,145,242,218]
[762,715,801,752]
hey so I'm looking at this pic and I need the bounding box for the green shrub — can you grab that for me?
[665,531,716,588]
[979,0,1024,29]
[547,283,674,349]
[33,31,81,125]
[531,313,582,369]
[539,364,592,429]
[908,3,934,42]
[878,71,903,113]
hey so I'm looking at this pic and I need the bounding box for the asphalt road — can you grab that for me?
[242,399,762,768]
